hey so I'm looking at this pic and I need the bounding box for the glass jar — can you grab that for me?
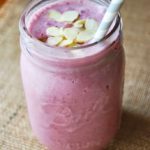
[19,0,125,150]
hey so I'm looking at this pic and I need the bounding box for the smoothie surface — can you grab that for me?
[28,0,106,46]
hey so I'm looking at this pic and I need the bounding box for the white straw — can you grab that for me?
[92,0,124,43]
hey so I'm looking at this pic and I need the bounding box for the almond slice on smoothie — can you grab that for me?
[46,26,61,37]
[47,36,63,46]
[59,39,74,47]
[74,19,85,28]
[49,10,62,22]
[63,27,79,40]
[61,10,79,22]
[85,19,98,33]
[76,30,94,43]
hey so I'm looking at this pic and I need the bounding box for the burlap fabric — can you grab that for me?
[0,0,150,149]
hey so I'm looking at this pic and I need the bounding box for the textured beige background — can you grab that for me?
[0,0,150,149]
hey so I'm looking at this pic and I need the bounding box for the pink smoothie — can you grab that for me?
[20,0,125,150]
[28,0,106,42]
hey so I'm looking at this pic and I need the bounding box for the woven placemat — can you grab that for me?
[0,0,150,149]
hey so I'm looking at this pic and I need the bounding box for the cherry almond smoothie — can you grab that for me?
[19,0,125,150]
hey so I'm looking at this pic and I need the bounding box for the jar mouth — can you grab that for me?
[19,0,121,59]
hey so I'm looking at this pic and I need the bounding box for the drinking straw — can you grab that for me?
[92,0,124,43]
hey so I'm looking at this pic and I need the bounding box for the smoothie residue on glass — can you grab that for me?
[28,0,106,48]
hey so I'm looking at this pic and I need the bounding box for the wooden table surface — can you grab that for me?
[0,0,150,149]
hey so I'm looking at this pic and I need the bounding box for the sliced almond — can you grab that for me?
[47,36,63,46]
[74,19,85,28]
[46,27,61,37]
[49,10,61,22]
[76,30,94,43]
[63,27,79,40]
[59,39,74,47]
[85,19,98,33]
[59,27,64,36]
[61,10,79,22]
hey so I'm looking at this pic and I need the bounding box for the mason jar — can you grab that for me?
[19,0,125,149]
